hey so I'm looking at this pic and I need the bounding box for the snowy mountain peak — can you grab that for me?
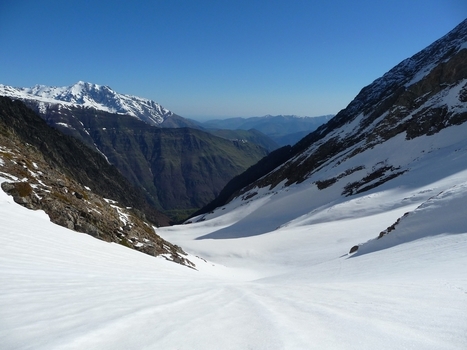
[0,81,175,126]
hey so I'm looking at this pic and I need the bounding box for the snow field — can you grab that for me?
[2,163,467,349]
[2,124,467,349]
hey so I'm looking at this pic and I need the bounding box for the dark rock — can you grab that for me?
[74,191,83,199]
[1,182,15,193]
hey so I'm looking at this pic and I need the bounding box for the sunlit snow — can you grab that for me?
[0,82,172,126]
[1,122,467,349]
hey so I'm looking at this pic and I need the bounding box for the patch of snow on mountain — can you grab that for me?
[55,122,72,129]
[406,61,438,87]
[444,79,467,112]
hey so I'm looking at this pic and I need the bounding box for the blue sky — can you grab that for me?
[1,1,466,119]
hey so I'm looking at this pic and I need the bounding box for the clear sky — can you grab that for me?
[1,1,466,119]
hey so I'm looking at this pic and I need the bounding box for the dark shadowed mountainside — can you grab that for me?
[0,83,271,220]
[0,96,196,266]
[30,104,268,218]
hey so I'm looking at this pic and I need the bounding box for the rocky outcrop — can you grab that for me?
[0,97,194,267]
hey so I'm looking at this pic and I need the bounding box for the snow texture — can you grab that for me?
[1,19,467,350]
[1,120,467,349]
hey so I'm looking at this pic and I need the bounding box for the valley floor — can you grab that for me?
[1,170,467,349]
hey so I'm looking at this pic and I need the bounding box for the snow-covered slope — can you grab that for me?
[156,121,467,349]
[292,18,467,184]
[355,179,467,256]
[200,19,467,213]
[2,137,467,349]
[0,81,174,126]
[185,120,467,244]
[2,18,467,350]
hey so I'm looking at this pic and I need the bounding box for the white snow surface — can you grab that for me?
[0,81,173,126]
[1,121,467,349]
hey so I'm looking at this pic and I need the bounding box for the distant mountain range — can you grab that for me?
[0,82,332,148]
[199,114,333,146]
[0,81,333,218]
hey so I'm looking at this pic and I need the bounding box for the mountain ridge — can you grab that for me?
[200,114,333,146]
[0,84,270,218]
[0,82,331,147]
[0,81,176,126]
[194,18,467,217]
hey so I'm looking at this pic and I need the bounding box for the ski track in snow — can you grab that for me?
[2,113,467,348]
[2,155,467,349]
[2,23,467,348]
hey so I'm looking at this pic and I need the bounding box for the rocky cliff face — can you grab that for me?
[0,97,194,267]
[196,19,467,212]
